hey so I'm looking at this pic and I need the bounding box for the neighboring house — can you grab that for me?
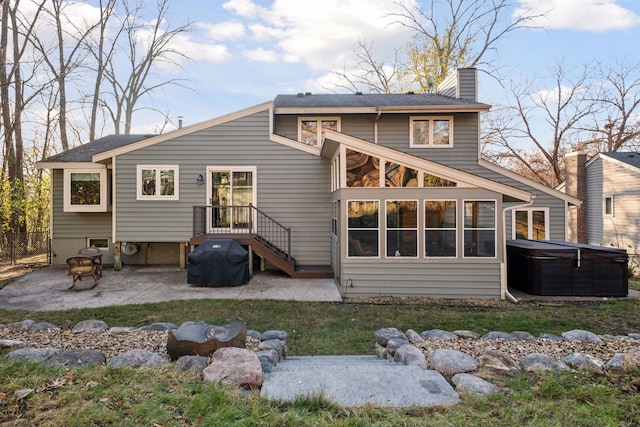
[564,151,640,255]
[38,68,579,299]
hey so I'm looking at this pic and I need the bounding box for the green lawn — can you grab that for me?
[1,298,640,425]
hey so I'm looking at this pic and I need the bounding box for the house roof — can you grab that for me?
[599,152,640,169]
[273,93,490,113]
[38,134,155,166]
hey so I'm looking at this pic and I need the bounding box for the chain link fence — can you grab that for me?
[0,231,51,265]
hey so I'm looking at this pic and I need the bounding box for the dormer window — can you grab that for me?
[410,116,453,147]
[298,117,340,146]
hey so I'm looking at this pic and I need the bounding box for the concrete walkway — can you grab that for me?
[0,265,342,311]
[261,355,460,407]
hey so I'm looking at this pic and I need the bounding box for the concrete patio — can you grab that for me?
[0,265,342,311]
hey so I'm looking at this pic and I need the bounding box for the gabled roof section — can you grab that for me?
[478,158,581,206]
[38,134,154,168]
[591,152,640,172]
[274,93,490,114]
[323,130,533,202]
[92,101,273,162]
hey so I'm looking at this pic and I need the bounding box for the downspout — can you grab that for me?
[374,109,382,144]
[501,196,536,303]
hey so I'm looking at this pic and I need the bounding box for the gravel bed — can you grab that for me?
[1,328,262,361]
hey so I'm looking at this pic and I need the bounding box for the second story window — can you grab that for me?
[410,116,453,148]
[298,117,340,146]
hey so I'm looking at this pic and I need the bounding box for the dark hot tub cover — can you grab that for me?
[187,239,249,286]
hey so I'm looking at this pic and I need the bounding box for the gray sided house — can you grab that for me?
[564,151,640,255]
[38,68,579,299]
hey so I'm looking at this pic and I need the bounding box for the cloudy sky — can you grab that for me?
[71,0,640,133]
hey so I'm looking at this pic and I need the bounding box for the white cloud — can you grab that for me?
[515,0,640,31]
[218,0,416,70]
[198,21,246,40]
[244,47,279,62]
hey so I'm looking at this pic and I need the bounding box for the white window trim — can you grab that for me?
[87,237,110,251]
[298,117,341,146]
[424,199,458,258]
[63,168,107,212]
[136,165,179,201]
[511,208,549,240]
[409,116,454,148]
[604,195,614,216]
[462,199,497,259]
[346,199,380,259]
[385,199,419,259]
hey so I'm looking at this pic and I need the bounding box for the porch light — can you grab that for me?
[196,173,205,185]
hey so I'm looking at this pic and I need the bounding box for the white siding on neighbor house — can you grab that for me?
[114,109,332,266]
[586,158,604,245]
[594,158,640,252]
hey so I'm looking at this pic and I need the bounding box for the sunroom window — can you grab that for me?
[425,200,457,257]
[347,200,379,257]
[137,165,179,200]
[298,117,340,146]
[463,200,496,257]
[63,169,107,212]
[410,116,453,147]
[386,200,418,257]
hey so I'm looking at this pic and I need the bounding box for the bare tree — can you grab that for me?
[334,0,544,93]
[101,0,191,134]
[483,62,597,187]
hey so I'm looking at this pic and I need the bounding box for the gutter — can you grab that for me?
[501,196,536,303]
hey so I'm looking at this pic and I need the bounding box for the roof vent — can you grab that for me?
[355,91,363,95]
[407,91,415,95]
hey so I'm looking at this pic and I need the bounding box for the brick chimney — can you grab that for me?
[564,151,587,243]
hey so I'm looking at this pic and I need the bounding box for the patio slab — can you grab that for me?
[0,265,342,311]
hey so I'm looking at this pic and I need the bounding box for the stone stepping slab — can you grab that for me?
[260,355,459,407]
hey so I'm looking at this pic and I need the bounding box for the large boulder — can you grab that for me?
[45,350,106,368]
[108,349,167,368]
[202,347,263,389]
[520,353,570,372]
[166,319,247,360]
[430,349,479,376]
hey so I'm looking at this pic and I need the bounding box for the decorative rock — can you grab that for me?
[430,349,479,376]
[386,337,410,357]
[0,339,25,355]
[257,349,280,373]
[394,345,427,369]
[452,373,501,397]
[45,350,106,367]
[520,353,570,372]
[30,322,59,331]
[72,319,109,333]
[138,322,177,332]
[258,339,287,360]
[109,327,136,334]
[482,331,515,341]
[562,353,604,373]
[8,347,59,362]
[421,329,459,340]
[0,324,5,329]
[176,355,209,372]
[562,329,603,343]
[511,331,535,340]
[374,328,407,346]
[607,353,626,370]
[203,347,263,389]
[452,330,479,340]
[8,320,36,330]
[629,333,640,341]
[539,333,563,341]
[479,350,520,372]
[166,319,247,360]
[246,330,262,339]
[261,330,288,341]
[405,329,424,344]
[108,349,167,368]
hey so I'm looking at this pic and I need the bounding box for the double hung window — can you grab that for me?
[463,200,496,257]
[386,200,418,257]
[425,201,457,257]
[347,201,379,257]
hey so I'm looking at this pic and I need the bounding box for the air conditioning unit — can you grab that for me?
[123,242,139,256]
